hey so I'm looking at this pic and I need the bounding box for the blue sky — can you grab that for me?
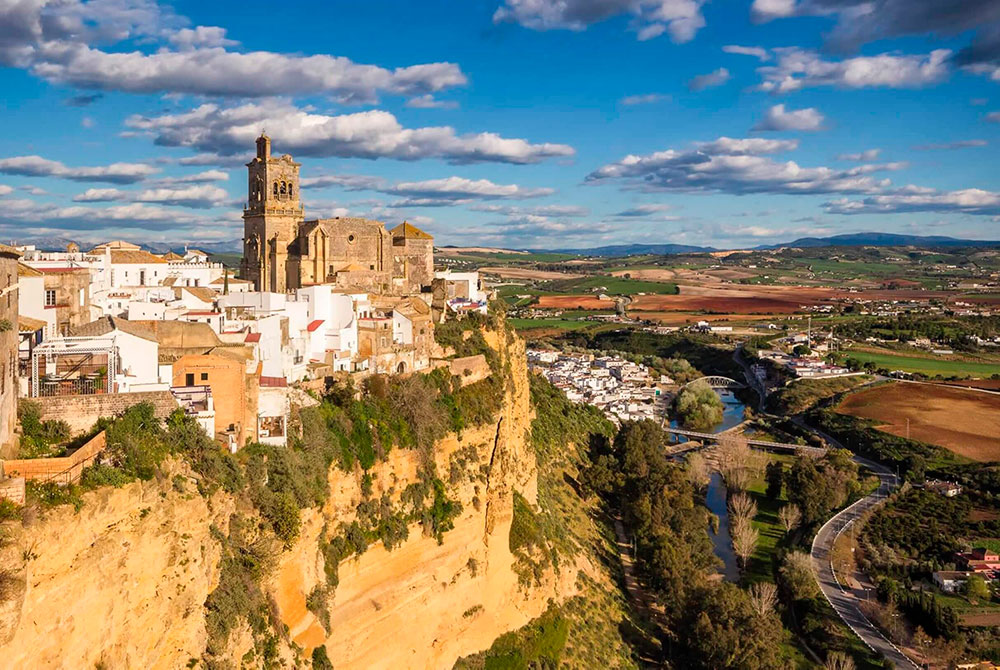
[0,0,998,251]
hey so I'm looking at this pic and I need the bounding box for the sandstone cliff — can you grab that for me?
[0,326,574,669]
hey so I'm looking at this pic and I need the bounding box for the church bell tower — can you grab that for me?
[241,133,302,292]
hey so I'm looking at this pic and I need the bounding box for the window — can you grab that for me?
[45,289,57,307]
[288,184,293,198]
[273,182,278,196]
[200,373,208,381]
[185,373,195,386]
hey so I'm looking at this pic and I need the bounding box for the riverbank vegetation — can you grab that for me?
[674,380,725,430]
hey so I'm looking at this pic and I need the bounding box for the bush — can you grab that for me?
[0,498,20,522]
[25,480,83,511]
[80,463,134,489]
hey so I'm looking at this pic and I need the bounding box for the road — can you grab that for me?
[802,419,918,669]
[730,345,917,666]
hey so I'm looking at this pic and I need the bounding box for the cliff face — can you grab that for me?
[0,468,235,669]
[0,327,564,669]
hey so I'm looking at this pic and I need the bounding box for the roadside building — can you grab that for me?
[933,570,972,594]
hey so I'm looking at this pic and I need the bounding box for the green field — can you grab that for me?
[745,453,797,585]
[843,350,1000,378]
[508,318,595,331]
[540,275,678,295]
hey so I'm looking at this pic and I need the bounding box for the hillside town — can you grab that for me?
[527,348,671,424]
[0,137,488,499]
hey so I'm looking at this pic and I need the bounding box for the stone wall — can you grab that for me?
[0,476,24,505]
[449,354,491,386]
[24,391,179,435]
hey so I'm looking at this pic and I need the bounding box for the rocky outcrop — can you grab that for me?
[0,326,565,669]
[272,327,552,668]
[0,465,234,669]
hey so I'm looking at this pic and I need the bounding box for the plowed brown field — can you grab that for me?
[535,295,615,309]
[837,383,1000,462]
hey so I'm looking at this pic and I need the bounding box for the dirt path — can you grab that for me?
[613,517,668,667]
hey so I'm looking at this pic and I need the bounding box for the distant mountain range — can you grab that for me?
[17,231,1000,259]
[545,232,1000,257]
[540,243,718,256]
[755,232,1000,250]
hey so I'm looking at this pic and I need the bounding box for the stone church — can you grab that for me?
[241,134,433,294]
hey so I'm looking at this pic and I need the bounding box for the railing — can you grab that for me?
[35,376,106,397]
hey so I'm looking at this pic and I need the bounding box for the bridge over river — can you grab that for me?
[662,425,827,457]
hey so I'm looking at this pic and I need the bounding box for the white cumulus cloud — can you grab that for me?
[752,104,826,131]
[0,155,157,183]
[125,101,575,165]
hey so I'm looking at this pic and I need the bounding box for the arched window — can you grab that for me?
[273,182,278,196]
[280,181,287,196]
[288,184,293,198]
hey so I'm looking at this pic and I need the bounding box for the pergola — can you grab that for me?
[30,337,118,398]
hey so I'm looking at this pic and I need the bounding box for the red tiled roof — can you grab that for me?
[245,332,261,343]
[185,310,221,316]
[259,376,288,388]
[306,319,324,332]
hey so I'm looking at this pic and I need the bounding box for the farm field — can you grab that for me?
[628,293,819,314]
[836,383,1000,462]
[535,295,616,310]
[507,318,595,331]
[541,275,679,295]
[841,350,1000,378]
[609,268,677,281]
[478,266,583,280]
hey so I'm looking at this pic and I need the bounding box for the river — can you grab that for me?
[667,389,747,435]
[705,472,741,581]
[669,389,748,582]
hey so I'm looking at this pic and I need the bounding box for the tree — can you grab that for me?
[785,450,858,525]
[823,651,856,670]
[963,574,990,603]
[716,435,763,492]
[904,454,926,483]
[681,583,786,669]
[686,452,709,490]
[779,551,819,601]
[748,582,777,617]
[778,504,801,533]
[765,461,783,499]
[674,381,724,431]
[728,492,757,523]
[731,516,758,569]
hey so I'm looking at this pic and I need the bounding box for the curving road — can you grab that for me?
[802,420,918,669]
[733,343,919,667]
